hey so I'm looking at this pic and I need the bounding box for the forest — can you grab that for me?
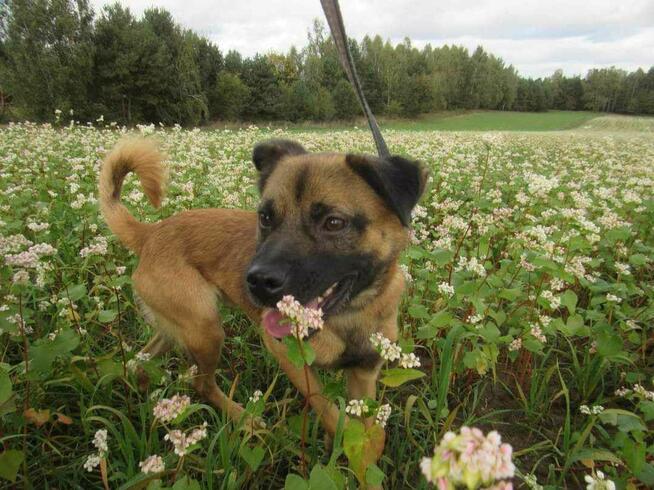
[0,0,653,126]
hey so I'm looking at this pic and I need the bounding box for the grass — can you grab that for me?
[0,117,653,489]
[380,110,599,131]
[241,110,600,133]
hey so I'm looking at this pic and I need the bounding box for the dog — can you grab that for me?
[99,137,427,445]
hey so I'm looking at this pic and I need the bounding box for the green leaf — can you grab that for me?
[98,309,117,323]
[499,288,522,301]
[417,310,453,339]
[598,409,647,433]
[379,368,425,387]
[431,248,454,265]
[309,465,338,490]
[407,304,429,320]
[638,401,654,421]
[365,464,385,486]
[478,323,500,342]
[284,474,309,490]
[595,330,623,358]
[171,477,201,490]
[569,449,622,466]
[561,290,577,314]
[636,463,654,486]
[29,328,80,375]
[0,450,24,482]
[239,445,264,471]
[67,284,87,302]
[343,420,385,485]
[283,336,315,368]
[629,253,649,266]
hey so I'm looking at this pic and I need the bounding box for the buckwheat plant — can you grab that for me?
[421,426,515,489]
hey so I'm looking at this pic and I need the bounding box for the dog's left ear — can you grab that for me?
[252,139,307,191]
[347,154,430,226]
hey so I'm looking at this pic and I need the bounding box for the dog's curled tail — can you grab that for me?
[99,138,166,255]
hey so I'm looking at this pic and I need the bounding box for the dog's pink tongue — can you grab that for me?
[262,309,292,338]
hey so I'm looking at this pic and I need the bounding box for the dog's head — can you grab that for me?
[245,139,429,337]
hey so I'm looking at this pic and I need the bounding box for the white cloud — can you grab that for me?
[89,0,654,77]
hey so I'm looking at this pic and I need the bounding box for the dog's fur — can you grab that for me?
[99,137,427,442]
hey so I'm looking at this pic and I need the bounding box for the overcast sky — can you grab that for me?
[89,0,654,78]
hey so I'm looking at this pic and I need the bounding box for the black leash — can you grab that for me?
[320,0,391,159]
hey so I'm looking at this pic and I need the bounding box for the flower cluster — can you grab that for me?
[153,394,191,423]
[276,294,324,339]
[421,427,514,489]
[165,422,208,456]
[375,404,392,428]
[584,471,616,490]
[345,399,369,417]
[83,429,108,472]
[369,332,402,362]
[249,389,263,403]
[579,404,604,415]
[139,455,165,474]
[399,352,421,369]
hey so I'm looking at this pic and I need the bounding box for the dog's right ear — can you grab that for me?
[252,139,306,191]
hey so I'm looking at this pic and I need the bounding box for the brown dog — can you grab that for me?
[99,137,427,441]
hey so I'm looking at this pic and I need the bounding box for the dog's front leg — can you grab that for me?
[262,331,341,436]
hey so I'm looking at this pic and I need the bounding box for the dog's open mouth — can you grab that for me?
[262,274,357,339]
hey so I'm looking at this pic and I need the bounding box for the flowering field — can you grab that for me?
[0,119,653,489]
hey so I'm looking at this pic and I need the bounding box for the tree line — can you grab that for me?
[0,0,652,126]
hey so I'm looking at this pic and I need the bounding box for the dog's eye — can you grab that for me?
[258,212,273,228]
[323,216,347,232]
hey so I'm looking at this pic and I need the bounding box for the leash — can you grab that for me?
[320,0,391,159]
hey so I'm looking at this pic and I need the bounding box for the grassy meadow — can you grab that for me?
[0,113,653,489]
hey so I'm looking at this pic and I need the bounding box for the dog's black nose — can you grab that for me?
[246,264,287,303]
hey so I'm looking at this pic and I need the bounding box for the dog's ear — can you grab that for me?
[346,154,429,226]
[252,139,306,191]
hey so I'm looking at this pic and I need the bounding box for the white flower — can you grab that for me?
[369,333,402,362]
[540,290,560,309]
[615,262,631,275]
[345,399,369,417]
[580,405,604,415]
[249,390,263,403]
[530,324,546,343]
[508,338,522,352]
[139,455,165,474]
[438,282,455,298]
[165,422,208,456]
[421,426,514,488]
[276,295,324,339]
[614,387,631,397]
[153,394,191,423]
[375,404,392,428]
[135,351,151,362]
[584,470,616,490]
[606,294,621,303]
[399,353,421,369]
[12,270,30,285]
[83,454,101,472]
[469,314,484,325]
[93,429,108,455]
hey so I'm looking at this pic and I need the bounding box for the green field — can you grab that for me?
[1,117,653,489]
[274,110,602,133]
[381,110,600,131]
